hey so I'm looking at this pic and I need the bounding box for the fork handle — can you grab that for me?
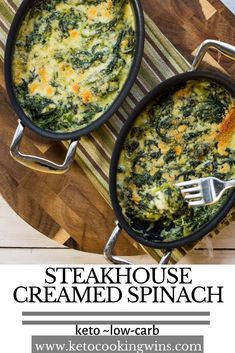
[224,180,235,190]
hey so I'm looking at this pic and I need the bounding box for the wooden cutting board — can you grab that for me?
[0,0,234,257]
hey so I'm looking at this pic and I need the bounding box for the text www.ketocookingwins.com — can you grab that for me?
[32,337,203,353]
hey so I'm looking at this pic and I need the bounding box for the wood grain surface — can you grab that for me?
[0,196,155,264]
[0,0,235,258]
[1,195,235,264]
[142,0,235,77]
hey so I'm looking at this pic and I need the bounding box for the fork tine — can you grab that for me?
[184,192,202,200]
[176,179,200,187]
[188,199,205,207]
[181,186,201,194]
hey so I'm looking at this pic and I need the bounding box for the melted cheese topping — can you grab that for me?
[12,0,135,132]
[117,79,235,242]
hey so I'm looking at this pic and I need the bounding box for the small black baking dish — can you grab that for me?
[4,0,145,174]
[104,40,235,264]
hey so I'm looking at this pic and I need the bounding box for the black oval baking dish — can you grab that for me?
[104,40,235,264]
[4,0,145,173]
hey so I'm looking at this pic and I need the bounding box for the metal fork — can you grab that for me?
[176,177,235,207]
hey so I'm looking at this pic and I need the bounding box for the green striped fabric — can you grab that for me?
[1,0,234,263]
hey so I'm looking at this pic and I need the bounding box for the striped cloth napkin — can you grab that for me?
[1,0,234,263]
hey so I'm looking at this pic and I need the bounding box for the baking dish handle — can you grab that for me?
[159,250,172,264]
[191,39,235,70]
[104,222,172,265]
[104,222,132,265]
[10,120,79,174]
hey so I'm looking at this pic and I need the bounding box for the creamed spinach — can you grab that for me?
[13,0,135,132]
[117,80,235,242]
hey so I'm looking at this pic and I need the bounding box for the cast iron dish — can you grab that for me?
[4,0,144,174]
[104,40,235,264]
